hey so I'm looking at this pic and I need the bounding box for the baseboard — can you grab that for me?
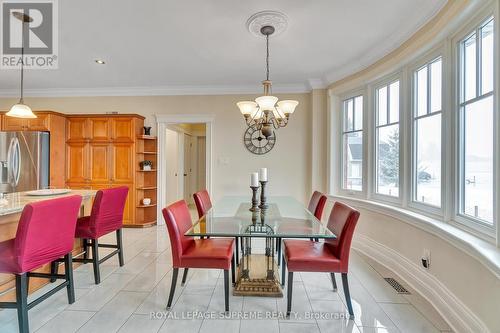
[352,234,490,333]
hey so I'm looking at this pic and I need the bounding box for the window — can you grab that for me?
[342,96,363,191]
[458,18,494,225]
[375,81,400,197]
[413,58,442,207]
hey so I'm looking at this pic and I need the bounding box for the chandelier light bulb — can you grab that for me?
[6,103,37,118]
[276,100,299,115]
[255,95,278,111]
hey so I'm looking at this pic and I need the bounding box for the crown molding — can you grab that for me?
[0,83,311,98]
[307,78,328,90]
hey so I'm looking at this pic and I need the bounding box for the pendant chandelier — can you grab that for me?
[237,25,298,139]
[6,11,36,119]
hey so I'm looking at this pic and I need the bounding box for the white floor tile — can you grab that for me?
[117,314,165,333]
[35,310,95,333]
[279,322,321,333]
[158,319,203,333]
[379,303,440,333]
[78,291,148,332]
[240,319,279,333]
[199,319,240,333]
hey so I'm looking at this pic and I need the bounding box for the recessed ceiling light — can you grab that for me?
[95,59,105,64]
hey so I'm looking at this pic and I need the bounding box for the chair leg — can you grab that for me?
[223,269,229,312]
[166,268,179,310]
[49,261,58,283]
[281,254,286,286]
[330,272,337,291]
[92,239,101,285]
[15,273,29,333]
[286,271,293,317]
[231,253,236,285]
[64,253,75,304]
[341,273,354,318]
[82,238,89,260]
[235,237,239,266]
[181,268,189,286]
[116,229,124,267]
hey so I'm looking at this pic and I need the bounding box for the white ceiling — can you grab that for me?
[0,0,447,96]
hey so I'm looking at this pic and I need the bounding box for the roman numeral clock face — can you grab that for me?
[243,127,276,155]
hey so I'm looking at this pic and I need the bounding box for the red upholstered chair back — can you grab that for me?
[325,202,360,271]
[308,191,327,220]
[162,200,195,267]
[14,195,82,273]
[88,187,129,238]
[193,190,212,218]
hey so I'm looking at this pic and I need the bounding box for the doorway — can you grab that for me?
[164,123,207,206]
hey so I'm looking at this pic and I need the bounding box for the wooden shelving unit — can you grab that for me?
[135,135,157,227]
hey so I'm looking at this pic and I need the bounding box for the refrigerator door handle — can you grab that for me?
[7,137,21,188]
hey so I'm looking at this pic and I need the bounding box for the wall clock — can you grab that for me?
[243,127,276,155]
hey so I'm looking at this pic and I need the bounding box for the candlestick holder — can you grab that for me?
[258,181,268,210]
[249,186,260,212]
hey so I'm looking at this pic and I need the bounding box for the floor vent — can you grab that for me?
[384,278,410,294]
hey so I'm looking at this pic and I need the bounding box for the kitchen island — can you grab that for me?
[0,190,96,301]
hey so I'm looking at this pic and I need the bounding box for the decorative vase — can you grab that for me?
[144,126,152,136]
[142,198,151,205]
[143,165,152,171]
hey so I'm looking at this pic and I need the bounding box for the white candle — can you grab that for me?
[259,168,268,182]
[251,172,259,187]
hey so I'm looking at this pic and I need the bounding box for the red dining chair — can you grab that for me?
[281,201,360,318]
[53,187,129,285]
[193,190,241,265]
[277,191,328,265]
[0,195,82,333]
[163,200,235,312]
[193,189,212,219]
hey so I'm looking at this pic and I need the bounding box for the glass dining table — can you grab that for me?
[186,196,336,297]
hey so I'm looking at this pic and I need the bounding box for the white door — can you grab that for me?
[183,134,193,203]
[197,136,206,190]
[166,128,179,205]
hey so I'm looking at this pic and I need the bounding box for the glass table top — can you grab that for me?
[185,196,336,239]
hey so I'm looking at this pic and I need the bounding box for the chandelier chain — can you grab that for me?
[266,34,270,81]
[20,19,25,103]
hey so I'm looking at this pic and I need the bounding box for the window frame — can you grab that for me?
[338,90,366,198]
[370,73,404,204]
[408,54,446,217]
[453,14,497,235]
[328,2,499,243]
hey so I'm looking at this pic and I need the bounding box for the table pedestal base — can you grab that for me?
[233,254,283,297]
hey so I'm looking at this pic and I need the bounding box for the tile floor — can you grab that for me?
[0,224,453,333]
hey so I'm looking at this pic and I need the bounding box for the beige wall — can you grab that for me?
[0,93,316,203]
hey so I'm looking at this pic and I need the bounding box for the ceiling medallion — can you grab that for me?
[246,11,288,38]
[238,11,298,155]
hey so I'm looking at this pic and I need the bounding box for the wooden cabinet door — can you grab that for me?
[111,118,134,142]
[2,116,26,131]
[67,118,88,141]
[110,143,134,184]
[89,143,111,183]
[110,183,134,225]
[27,114,49,131]
[88,118,110,141]
[66,142,89,184]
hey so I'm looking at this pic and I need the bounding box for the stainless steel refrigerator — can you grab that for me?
[0,132,50,193]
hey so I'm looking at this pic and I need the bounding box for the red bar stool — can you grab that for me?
[0,195,82,333]
[282,201,360,318]
[277,191,328,265]
[54,187,128,285]
[162,200,235,312]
